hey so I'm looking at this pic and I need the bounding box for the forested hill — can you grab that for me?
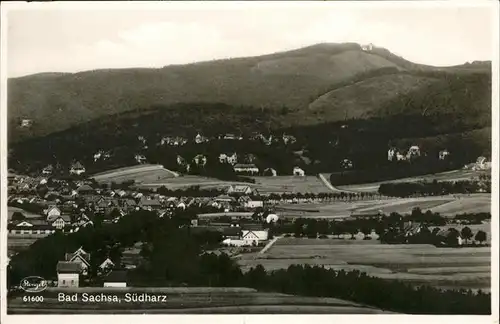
[8,42,491,142]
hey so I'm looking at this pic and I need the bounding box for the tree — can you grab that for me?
[361,226,372,240]
[460,227,473,245]
[11,212,25,222]
[475,230,487,245]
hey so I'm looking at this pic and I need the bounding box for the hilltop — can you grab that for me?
[8,42,491,142]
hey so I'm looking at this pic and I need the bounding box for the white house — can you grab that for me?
[193,154,207,167]
[57,261,81,288]
[293,166,305,176]
[99,258,115,272]
[241,229,269,245]
[361,43,374,51]
[244,200,264,209]
[65,247,91,276]
[69,162,86,175]
[194,133,208,144]
[439,149,450,160]
[135,154,147,164]
[406,146,421,160]
[51,215,71,230]
[42,165,54,175]
[46,206,61,220]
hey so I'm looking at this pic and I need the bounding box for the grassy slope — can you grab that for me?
[8,42,491,142]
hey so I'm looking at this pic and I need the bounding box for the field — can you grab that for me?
[325,169,490,193]
[7,287,391,314]
[238,238,491,292]
[251,176,332,194]
[136,175,244,190]
[7,206,41,220]
[275,194,490,218]
[137,175,333,193]
[92,164,178,184]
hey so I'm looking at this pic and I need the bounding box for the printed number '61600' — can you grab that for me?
[23,295,44,303]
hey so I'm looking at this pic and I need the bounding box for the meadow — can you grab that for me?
[238,238,491,292]
[275,194,490,218]
[92,164,178,184]
[251,176,332,194]
[327,169,489,193]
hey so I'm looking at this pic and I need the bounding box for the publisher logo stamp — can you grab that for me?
[20,276,48,293]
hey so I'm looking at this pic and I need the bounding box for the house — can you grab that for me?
[20,119,33,128]
[263,168,277,176]
[193,154,207,167]
[99,258,115,272]
[138,198,162,211]
[227,185,255,196]
[57,261,81,288]
[42,164,54,175]
[241,229,269,245]
[243,199,264,209]
[474,156,491,170]
[387,148,397,161]
[177,155,186,166]
[293,166,305,176]
[69,162,86,175]
[282,134,297,145]
[361,43,374,51]
[439,149,450,160]
[135,154,147,164]
[194,133,208,144]
[8,219,55,235]
[216,195,236,203]
[103,270,128,288]
[219,153,238,165]
[340,159,353,169]
[65,247,91,276]
[406,146,421,160]
[51,215,72,230]
[46,206,61,221]
[223,133,237,140]
[76,184,94,195]
[233,164,259,175]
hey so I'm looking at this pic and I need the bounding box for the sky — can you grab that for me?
[5,2,497,78]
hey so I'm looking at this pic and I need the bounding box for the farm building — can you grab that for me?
[234,164,260,174]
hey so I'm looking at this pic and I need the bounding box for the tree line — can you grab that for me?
[378,179,491,197]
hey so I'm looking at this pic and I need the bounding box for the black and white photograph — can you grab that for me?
[0,0,498,320]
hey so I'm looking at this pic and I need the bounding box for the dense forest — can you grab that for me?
[9,102,490,183]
